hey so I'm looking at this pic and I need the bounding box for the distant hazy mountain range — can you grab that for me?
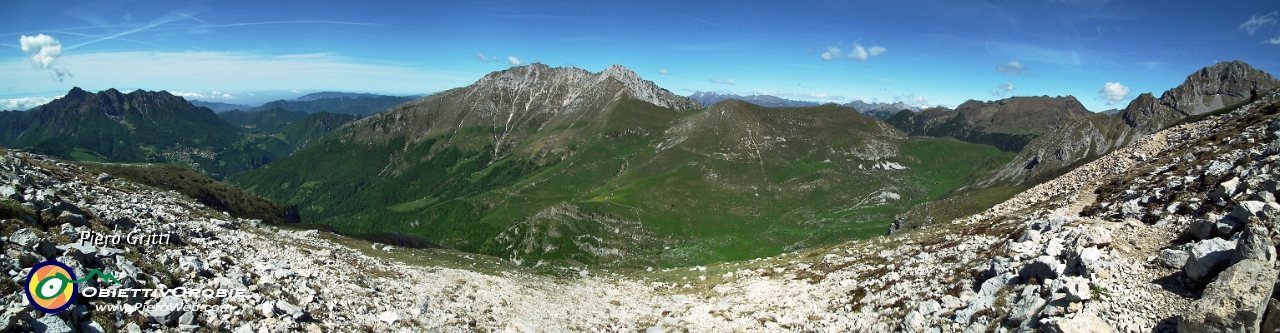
[0,88,368,178]
[193,91,420,116]
[188,100,254,112]
[687,91,922,120]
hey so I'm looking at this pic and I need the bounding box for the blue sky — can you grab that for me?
[2,0,1279,112]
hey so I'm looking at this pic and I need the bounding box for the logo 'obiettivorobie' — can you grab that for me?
[26,260,78,314]
[25,260,122,314]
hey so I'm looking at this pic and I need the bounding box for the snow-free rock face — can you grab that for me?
[346,63,700,154]
[979,61,1279,187]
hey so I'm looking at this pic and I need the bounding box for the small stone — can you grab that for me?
[1158,249,1189,269]
[56,211,88,227]
[8,228,39,248]
[1187,219,1217,240]
[1006,294,1047,326]
[275,300,306,320]
[259,301,275,318]
[1062,277,1091,302]
[146,296,185,326]
[378,310,400,324]
[1077,227,1113,248]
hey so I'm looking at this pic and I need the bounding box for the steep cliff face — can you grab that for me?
[1119,60,1280,134]
[982,61,1279,186]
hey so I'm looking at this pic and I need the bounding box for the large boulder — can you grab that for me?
[1179,259,1276,333]
[1185,238,1238,283]
[1231,201,1268,222]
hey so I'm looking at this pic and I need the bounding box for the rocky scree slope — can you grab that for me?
[3,91,1280,331]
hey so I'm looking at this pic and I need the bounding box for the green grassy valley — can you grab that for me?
[232,98,1015,267]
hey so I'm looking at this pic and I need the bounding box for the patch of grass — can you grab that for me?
[79,162,299,224]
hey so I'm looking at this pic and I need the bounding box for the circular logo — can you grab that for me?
[25,260,78,314]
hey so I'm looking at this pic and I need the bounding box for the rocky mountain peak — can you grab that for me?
[1118,60,1280,134]
[1161,60,1279,115]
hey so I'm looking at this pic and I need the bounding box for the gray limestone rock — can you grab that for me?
[8,228,39,248]
[1212,177,1243,200]
[957,273,1015,325]
[1185,237,1238,283]
[1232,201,1269,222]
[56,211,87,227]
[1189,219,1218,240]
[1232,222,1276,264]
[1076,227,1113,248]
[1160,249,1190,269]
[32,315,73,333]
[1062,277,1091,302]
[1006,290,1047,327]
[1261,299,1280,333]
[147,296,185,326]
[1020,256,1064,282]
[1043,313,1115,333]
[276,300,307,320]
[1179,259,1276,333]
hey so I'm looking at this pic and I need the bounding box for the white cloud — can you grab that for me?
[751,90,848,102]
[820,47,841,61]
[171,91,207,99]
[894,94,930,105]
[476,53,500,63]
[868,46,887,57]
[20,35,62,69]
[507,56,522,66]
[657,68,670,75]
[849,45,869,61]
[710,78,737,85]
[995,61,1029,76]
[0,95,62,110]
[821,44,885,62]
[0,51,468,97]
[169,90,238,100]
[1268,36,1280,45]
[1240,11,1278,36]
[19,34,72,81]
[1098,82,1131,106]
[990,82,1015,98]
